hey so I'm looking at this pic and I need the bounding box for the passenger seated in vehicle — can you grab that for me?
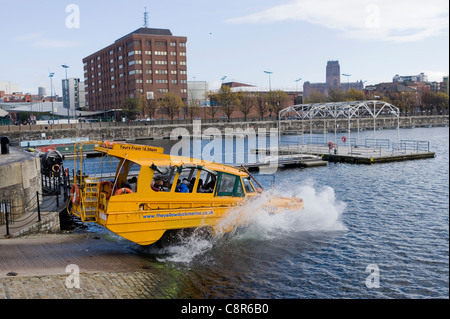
[178,178,189,193]
[197,179,205,192]
[175,179,181,192]
[203,179,216,193]
[151,177,164,192]
[128,177,137,192]
[161,180,171,192]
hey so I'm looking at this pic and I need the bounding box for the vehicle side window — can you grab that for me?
[234,178,245,197]
[216,173,236,196]
[215,173,245,197]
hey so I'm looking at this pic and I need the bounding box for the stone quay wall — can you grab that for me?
[0,115,447,143]
[0,149,41,219]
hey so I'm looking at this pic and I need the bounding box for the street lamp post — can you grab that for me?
[342,73,351,91]
[264,71,273,91]
[295,77,302,104]
[295,77,302,92]
[62,64,70,124]
[49,72,55,124]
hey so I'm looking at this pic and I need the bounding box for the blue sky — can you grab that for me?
[1,0,448,95]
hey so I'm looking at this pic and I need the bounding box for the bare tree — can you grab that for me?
[255,93,268,120]
[237,92,256,121]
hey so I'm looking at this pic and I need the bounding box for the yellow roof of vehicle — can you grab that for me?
[94,141,247,176]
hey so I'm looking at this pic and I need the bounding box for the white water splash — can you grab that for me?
[154,180,346,264]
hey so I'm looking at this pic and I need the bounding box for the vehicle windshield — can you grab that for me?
[242,177,255,193]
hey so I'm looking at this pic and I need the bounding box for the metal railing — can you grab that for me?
[399,140,430,153]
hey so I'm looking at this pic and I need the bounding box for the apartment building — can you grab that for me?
[83,28,187,111]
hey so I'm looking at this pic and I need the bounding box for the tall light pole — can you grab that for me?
[295,77,302,92]
[342,73,351,92]
[49,72,55,124]
[62,64,70,124]
[264,71,273,91]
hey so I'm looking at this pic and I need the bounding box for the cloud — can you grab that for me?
[16,33,83,49]
[226,0,449,42]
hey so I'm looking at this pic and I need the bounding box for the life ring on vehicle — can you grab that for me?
[70,185,81,205]
[328,142,334,149]
[52,164,60,173]
[342,136,347,143]
[114,188,133,196]
[99,180,114,199]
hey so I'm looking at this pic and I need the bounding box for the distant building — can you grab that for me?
[187,81,209,106]
[62,78,85,113]
[0,81,19,95]
[83,27,188,111]
[303,60,364,99]
[38,87,46,99]
[441,76,449,95]
[393,73,428,83]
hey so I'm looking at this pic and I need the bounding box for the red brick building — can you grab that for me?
[83,28,188,111]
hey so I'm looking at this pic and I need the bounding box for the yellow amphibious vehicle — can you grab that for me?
[69,141,303,245]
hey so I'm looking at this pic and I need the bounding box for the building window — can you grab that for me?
[155,41,166,46]
[145,50,152,55]
[170,52,176,56]
[180,61,186,66]
[136,80,143,84]
[170,42,176,46]
[181,89,187,93]
[171,70,177,75]
[155,51,167,56]
[179,43,186,47]
[145,60,152,65]
[180,70,186,75]
[155,70,168,74]
[172,80,178,84]
[158,89,169,93]
[146,70,152,74]
[156,80,168,84]
[146,79,152,84]
[180,52,186,57]
[129,61,135,66]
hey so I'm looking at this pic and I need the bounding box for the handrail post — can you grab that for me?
[5,203,10,236]
[37,192,41,222]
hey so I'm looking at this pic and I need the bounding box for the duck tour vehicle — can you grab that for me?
[68,141,304,246]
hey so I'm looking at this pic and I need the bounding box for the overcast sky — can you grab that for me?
[1,0,448,95]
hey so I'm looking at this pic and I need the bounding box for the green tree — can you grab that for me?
[345,88,366,101]
[304,90,327,103]
[217,86,238,121]
[120,98,140,121]
[266,90,289,120]
[159,92,184,122]
[328,88,346,102]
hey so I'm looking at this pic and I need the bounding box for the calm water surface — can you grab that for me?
[72,127,449,299]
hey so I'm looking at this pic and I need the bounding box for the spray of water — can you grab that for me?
[153,180,346,264]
